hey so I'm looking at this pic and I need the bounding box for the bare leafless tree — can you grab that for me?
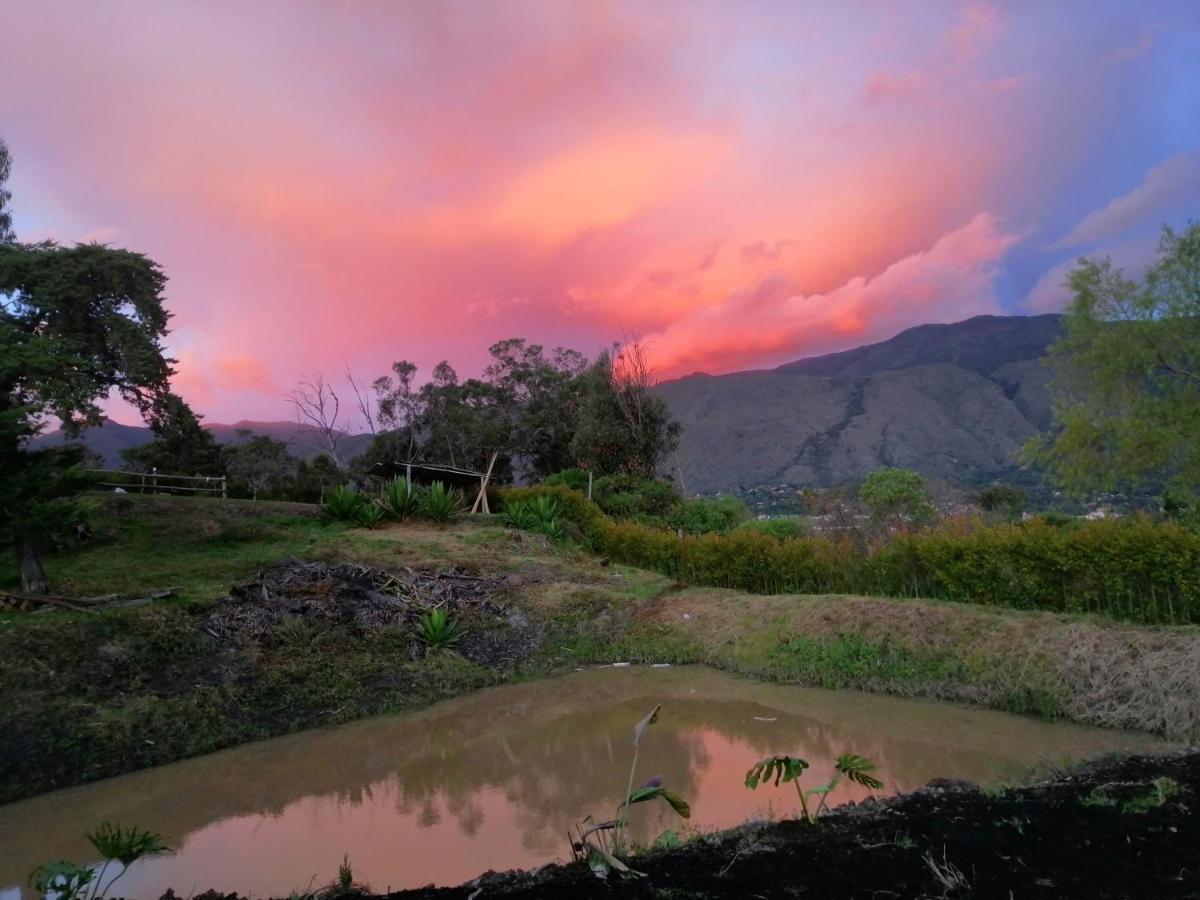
[345,365,376,435]
[611,335,657,446]
[287,374,345,466]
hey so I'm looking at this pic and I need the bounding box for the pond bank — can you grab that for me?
[2,502,1198,805]
[170,749,1200,899]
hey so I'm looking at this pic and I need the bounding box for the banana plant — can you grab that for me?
[572,705,691,880]
[745,753,883,823]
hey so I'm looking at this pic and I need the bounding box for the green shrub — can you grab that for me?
[378,477,422,521]
[544,468,591,492]
[592,474,681,520]
[590,513,1200,624]
[667,495,751,535]
[499,484,607,542]
[321,485,367,522]
[421,481,461,523]
[739,517,808,540]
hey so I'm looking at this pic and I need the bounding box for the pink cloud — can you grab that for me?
[212,355,279,393]
[1,2,1185,423]
[644,213,1022,375]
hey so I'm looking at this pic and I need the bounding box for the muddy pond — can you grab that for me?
[0,666,1167,899]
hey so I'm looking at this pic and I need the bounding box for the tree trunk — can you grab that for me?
[17,538,48,595]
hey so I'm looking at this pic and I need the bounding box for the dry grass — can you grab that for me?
[645,588,1200,740]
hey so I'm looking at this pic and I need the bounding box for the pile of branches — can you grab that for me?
[204,560,504,640]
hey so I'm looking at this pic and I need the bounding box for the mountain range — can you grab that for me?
[656,314,1065,494]
[32,419,374,468]
[34,313,1067,492]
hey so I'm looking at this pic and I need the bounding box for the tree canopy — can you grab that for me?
[222,432,298,500]
[1030,223,1200,501]
[122,392,222,475]
[1,207,174,590]
[859,468,934,531]
[0,139,14,245]
[362,337,676,482]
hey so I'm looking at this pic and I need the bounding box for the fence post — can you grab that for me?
[221,476,227,499]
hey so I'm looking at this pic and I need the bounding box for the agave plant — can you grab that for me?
[502,499,539,530]
[30,822,170,900]
[354,502,387,529]
[572,705,691,880]
[422,481,461,523]
[321,485,367,522]
[503,495,565,540]
[378,477,422,521]
[417,607,462,647]
[745,752,883,823]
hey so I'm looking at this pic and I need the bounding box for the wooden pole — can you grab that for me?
[472,451,499,514]
[406,463,413,488]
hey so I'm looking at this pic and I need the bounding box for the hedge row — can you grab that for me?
[498,486,1200,624]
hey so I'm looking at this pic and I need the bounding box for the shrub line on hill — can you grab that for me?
[500,485,1200,625]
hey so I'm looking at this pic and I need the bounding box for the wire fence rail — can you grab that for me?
[87,468,227,498]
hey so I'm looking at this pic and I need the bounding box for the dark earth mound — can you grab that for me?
[173,750,1199,899]
[204,559,541,668]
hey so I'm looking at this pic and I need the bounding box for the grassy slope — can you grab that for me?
[1,494,1196,804]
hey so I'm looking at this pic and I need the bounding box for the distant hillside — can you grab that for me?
[34,314,1064,491]
[658,314,1065,494]
[32,419,374,468]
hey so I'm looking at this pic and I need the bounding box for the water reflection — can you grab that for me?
[0,666,1165,898]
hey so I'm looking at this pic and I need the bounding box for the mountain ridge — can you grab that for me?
[34,314,1066,490]
[657,313,1065,493]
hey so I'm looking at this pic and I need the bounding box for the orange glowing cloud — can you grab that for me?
[486,132,728,246]
[644,213,1022,376]
[3,1,1192,422]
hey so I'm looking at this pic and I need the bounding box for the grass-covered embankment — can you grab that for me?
[1,493,1198,805]
[504,484,1200,624]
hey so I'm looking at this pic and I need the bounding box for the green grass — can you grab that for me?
[0,494,341,604]
[765,633,964,689]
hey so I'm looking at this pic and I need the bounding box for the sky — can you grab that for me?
[4,0,1200,426]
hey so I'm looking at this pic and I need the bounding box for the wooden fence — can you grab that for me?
[88,468,227,498]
